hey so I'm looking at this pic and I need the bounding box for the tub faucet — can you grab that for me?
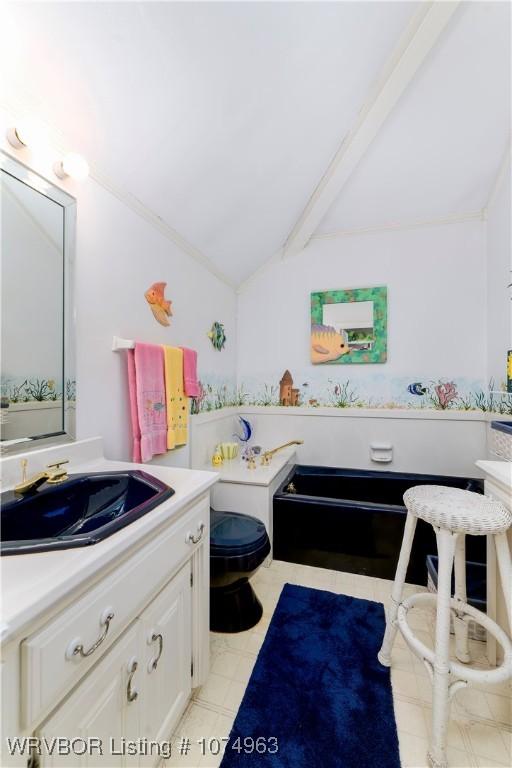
[14,460,69,494]
[261,440,303,466]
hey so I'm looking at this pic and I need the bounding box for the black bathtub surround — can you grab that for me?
[273,466,485,584]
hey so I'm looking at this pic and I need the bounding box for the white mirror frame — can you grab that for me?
[0,151,77,455]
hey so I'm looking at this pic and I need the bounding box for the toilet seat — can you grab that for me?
[210,510,268,557]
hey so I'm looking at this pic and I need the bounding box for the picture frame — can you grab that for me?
[310,286,387,364]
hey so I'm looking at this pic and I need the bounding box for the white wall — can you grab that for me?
[486,164,511,386]
[238,408,487,478]
[1,109,237,465]
[237,220,487,406]
[233,220,490,478]
[188,406,487,478]
[189,408,240,469]
[74,179,237,464]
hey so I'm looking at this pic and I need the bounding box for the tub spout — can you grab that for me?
[261,440,303,466]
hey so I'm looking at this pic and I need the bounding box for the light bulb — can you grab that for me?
[54,152,89,181]
[6,119,41,149]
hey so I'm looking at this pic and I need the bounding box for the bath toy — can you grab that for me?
[234,416,252,443]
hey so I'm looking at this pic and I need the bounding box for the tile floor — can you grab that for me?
[169,561,511,768]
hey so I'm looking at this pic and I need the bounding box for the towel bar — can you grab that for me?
[112,335,135,351]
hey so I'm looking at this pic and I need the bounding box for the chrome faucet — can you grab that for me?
[261,440,303,466]
[14,460,70,494]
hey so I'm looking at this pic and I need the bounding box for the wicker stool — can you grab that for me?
[378,485,512,768]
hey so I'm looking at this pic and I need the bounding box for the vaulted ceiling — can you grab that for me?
[1,1,510,286]
[318,1,511,235]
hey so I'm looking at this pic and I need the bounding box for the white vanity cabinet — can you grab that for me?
[37,564,192,767]
[139,563,192,758]
[37,622,142,768]
[1,466,214,768]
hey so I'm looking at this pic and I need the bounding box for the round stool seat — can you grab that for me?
[404,485,512,535]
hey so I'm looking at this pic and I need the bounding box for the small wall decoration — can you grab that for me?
[310,286,387,364]
[279,370,300,406]
[145,282,173,326]
[208,321,227,350]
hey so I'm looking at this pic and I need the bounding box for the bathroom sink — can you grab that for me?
[0,471,174,555]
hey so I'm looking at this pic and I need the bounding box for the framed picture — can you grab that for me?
[310,286,387,364]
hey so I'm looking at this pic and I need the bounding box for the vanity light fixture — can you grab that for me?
[54,152,90,181]
[6,119,40,149]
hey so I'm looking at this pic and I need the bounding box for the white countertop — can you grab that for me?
[202,448,296,487]
[1,455,217,645]
[475,460,512,490]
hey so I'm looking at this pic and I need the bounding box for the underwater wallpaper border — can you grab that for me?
[191,372,512,416]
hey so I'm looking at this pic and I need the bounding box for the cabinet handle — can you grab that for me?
[149,632,164,672]
[66,607,114,660]
[186,522,205,545]
[127,658,139,702]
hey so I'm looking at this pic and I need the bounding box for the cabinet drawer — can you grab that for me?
[21,496,208,729]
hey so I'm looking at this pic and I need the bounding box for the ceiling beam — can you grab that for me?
[311,210,484,241]
[282,0,460,259]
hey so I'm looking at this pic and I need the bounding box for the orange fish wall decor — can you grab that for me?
[144,282,173,326]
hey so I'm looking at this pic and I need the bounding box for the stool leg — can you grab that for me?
[494,532,512,632]
[378,512,417,667]
[453,534,471,663]
[428,528,456,768]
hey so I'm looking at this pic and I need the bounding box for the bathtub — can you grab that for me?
[273,465,485,584]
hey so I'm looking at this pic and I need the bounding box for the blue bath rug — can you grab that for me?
[220,584,400,768]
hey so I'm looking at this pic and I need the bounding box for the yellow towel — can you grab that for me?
[162,346,188,449]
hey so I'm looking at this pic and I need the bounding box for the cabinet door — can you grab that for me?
[38,622,141,767]
[139,563,192,760]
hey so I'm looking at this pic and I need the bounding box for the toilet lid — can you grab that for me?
[210,509,269,556]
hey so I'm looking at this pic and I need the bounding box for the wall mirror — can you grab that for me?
[310,286,387,364]
[0,153,76,452]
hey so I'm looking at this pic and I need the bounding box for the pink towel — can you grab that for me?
[127,350,141,463]
[180,347,200,397]
[132,343,168,462]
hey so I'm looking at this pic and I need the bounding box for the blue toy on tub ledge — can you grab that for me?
[234,416,252,443]
[234,416,262,462]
